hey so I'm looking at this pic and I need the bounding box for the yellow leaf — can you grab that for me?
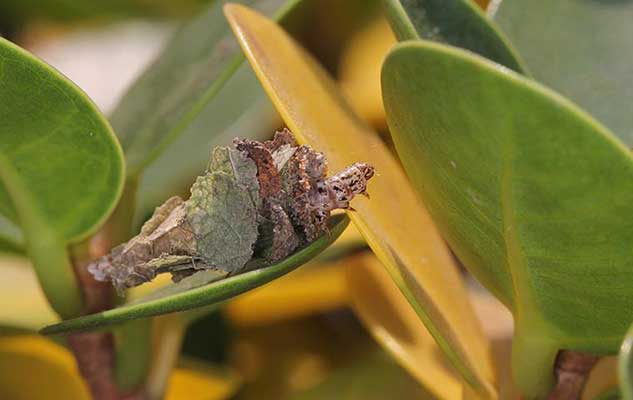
[0,255,59,330]
[347,252,461,399]
[225,259,348,327]
[166,359,240,400]
[339,16,396,131]
[224,4,496,397]
[0,335,90,400]
[0,334,238,400]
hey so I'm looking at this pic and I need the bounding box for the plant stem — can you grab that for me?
[548,350,599,400]
[69,179,150,400]
[68,245,120,400]
[145,316,187,400]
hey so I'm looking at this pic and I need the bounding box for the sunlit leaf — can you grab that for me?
[0,38,124,317]
[347,252,461,399]
[382,40,633,397]
[224,5,496,397]
[494,0,633,145]
[41,214,348,334]
[383,0,526,73]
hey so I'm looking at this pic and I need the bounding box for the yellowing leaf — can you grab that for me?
[0,334,238,400]
[347,252,461,399]
[338,16,396,131]
[166,360,240,400]
[0,256,58,330]
[224,4,496,397]
[226,259,348,327]
[0,335,90,400]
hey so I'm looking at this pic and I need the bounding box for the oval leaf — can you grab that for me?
[41,214,349,334]
[0,38,124,242]
[0,38,124,317]
[494,0,633,145]
[383,0,526,73]
[382,40,633,397]
[224,4,497,397]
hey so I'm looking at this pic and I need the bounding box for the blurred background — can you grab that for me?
[0,1,517,399]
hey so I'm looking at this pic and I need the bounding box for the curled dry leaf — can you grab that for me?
[89,129,374,292]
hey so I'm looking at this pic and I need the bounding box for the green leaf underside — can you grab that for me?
[494,0,633,145]
[111,0,291,175]
[620,324,633,400]
[382,41,633,395]
[0,38,124,243]
[383,0,527,73]
[111,0,305,222]
[41,214,348,334]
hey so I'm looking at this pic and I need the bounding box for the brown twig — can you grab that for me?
[547,350,599,400]
[68,185,148,400]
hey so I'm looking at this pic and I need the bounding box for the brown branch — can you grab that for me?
[548,350,599,400]
[68,219,147,400]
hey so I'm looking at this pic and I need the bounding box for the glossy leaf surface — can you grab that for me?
[41,214,348,334]
[383,41,633,397]
[0,38,124,317]
[383,0,526,73]
[494,0,633,145]
[0,37,123,242]
[225,5,496,397]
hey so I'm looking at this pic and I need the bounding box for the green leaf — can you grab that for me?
[109,0,298,220]
[383,0,527,73]
[382,41,633,398]
[287,352,434,400]
[494,0,633,145]
[620,324,633,400]
[0,38,124,317]
[41,214,348,334]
